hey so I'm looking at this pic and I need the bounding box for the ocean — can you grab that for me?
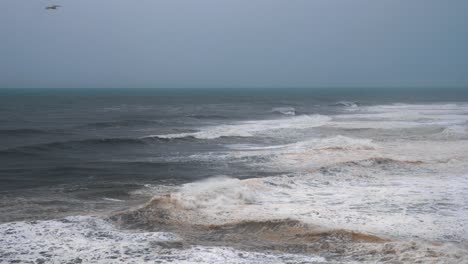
[0,87,467,263]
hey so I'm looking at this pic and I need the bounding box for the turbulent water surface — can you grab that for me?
[0,88,468,263]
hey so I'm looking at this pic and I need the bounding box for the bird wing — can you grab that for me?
[45,5,61,9]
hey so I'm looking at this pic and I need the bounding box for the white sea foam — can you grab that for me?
[103,197,125,202]
[329,103,468,131]
[277,138,468,172]
[0,216,178,263]
[291,135,376,151]
[0,216,327,264]
[157,134,468,172]
[225,136,375,153]
[217,136,379,171]
[144,115,330,139]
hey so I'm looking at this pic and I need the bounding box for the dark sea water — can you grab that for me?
[1,88,468,263]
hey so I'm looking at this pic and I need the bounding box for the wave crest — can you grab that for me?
[330,101,360,108]
[145,115,331,140]
[272,107,296,116]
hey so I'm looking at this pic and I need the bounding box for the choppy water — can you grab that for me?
[1,88,468,263]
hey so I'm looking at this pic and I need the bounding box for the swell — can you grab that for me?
[0,137,151,156]
[0,128,63,136]
[0,136,204,157]
[84,119,161,128]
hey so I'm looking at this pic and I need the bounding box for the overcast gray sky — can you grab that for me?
[1,0,467,88]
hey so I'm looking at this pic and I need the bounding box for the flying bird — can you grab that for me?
[45,5,61,10]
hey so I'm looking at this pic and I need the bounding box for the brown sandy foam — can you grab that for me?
[332,157,425,166]
[197,219,387,253]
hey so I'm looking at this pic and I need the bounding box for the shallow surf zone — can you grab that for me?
[1,197,465,263]
[111,172,468,240]
[0,216,326,264]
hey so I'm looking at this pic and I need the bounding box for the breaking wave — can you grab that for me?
[107,174,467,262]
[330,101,360,108]
[440,125,467,135]
[272,107,296,116]
[224,136,376,154]
[110,177,388,254]
[145,115,331,139]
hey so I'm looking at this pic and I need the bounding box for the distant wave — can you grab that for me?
[330,101,360,107]
[272,107,296,116]
[144,115,331,140]
[187,114,228,120]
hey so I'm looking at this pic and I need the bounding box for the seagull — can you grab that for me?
[45,5,61,10]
